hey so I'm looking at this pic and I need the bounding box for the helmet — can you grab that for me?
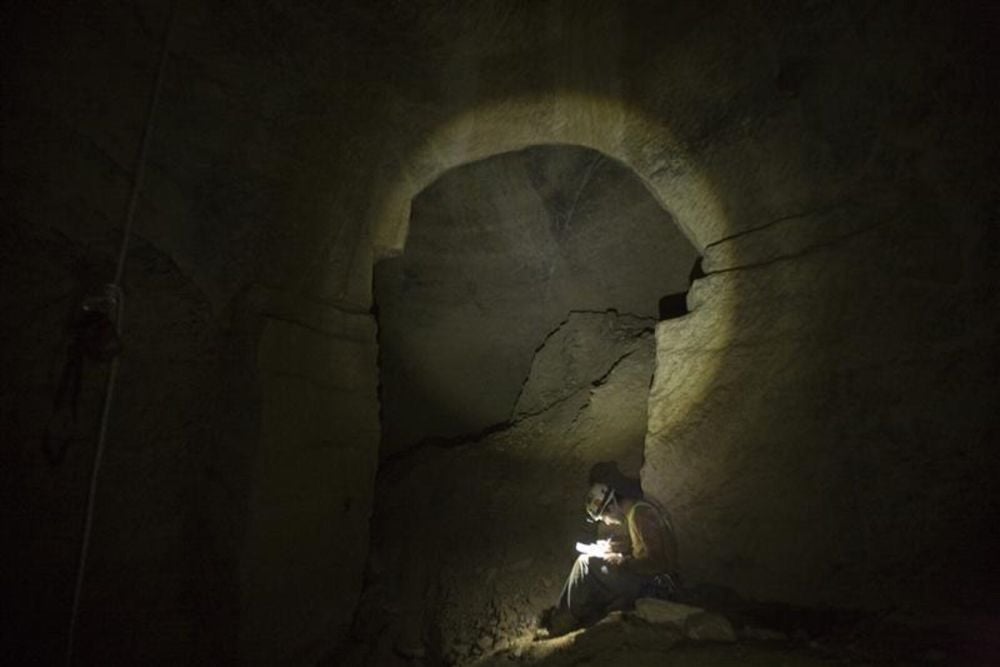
[585,482,615,522]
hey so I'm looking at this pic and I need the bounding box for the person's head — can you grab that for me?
[585,482,621,524]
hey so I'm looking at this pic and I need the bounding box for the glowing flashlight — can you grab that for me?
[575,539,612,558]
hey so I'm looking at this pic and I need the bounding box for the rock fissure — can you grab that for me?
[565,346,648,432]
[381,316,654,465]
[590,345,644,390]
[378,418,514,468]
[512,310,656,418]
[509,308,656,414]
[703,202,856,250]
[702,221,886,277]
[513,385,591,422]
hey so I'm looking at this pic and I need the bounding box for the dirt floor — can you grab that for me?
[337,602,997,667]
[479,616,837,667]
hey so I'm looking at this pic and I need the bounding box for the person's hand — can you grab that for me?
[576,539,612,558]
[603,552,624,565]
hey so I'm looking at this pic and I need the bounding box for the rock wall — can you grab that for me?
[375,145,696,456]
[645,201,1000,611]
[641,4,1000,613]
[241,296,380,660]
[0,222,237,664]
[357,311,657,664]
[367,0,1000,631]
[2,1,383,663]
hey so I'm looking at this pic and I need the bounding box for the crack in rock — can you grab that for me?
[510,308,655,415]
[704,202,856,250]
[380,418,515,468]
[513,312,654,416]
[566,346,643,430]
[704,220,886,276]
[381,310,654,469]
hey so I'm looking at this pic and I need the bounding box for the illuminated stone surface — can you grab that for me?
[374,146,694,456]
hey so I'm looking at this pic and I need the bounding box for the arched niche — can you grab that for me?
[365,91,730,260]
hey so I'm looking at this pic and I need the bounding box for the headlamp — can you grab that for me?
[585,484,615,522]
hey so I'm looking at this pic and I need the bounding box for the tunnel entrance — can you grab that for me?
[361,144,699,663]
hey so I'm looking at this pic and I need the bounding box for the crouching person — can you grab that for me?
[544,482,678,636]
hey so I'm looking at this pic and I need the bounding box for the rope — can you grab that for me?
[114,1,176,287]
[64,2,177,664]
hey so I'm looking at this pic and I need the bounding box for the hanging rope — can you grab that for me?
[64,1,177,664]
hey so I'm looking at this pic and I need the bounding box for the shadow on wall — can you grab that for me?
[0,224,237,665]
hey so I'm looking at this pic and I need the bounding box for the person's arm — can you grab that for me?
[624,505,674,575]
[601,524,630,564]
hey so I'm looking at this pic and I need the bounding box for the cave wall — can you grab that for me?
[362,310,659,664]
[366,0,1000,622]
[2,0,998,664]
[0,226,234,665]
[2,2,383,663]
[646,197,1000,612]
[639,4,1000,613]
[375,145,696,455]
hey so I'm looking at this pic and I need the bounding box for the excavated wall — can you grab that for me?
[375,145,697,455]
[364,144,696,662]
[1,1,997,664]
[362,310,659,665]
[0,224,242,664]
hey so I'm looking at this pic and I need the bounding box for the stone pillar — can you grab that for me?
[239,290,380,664]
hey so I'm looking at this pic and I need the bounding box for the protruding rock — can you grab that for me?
[685,611,737,642]
[634,598,703,627]
[596,610,627,626]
